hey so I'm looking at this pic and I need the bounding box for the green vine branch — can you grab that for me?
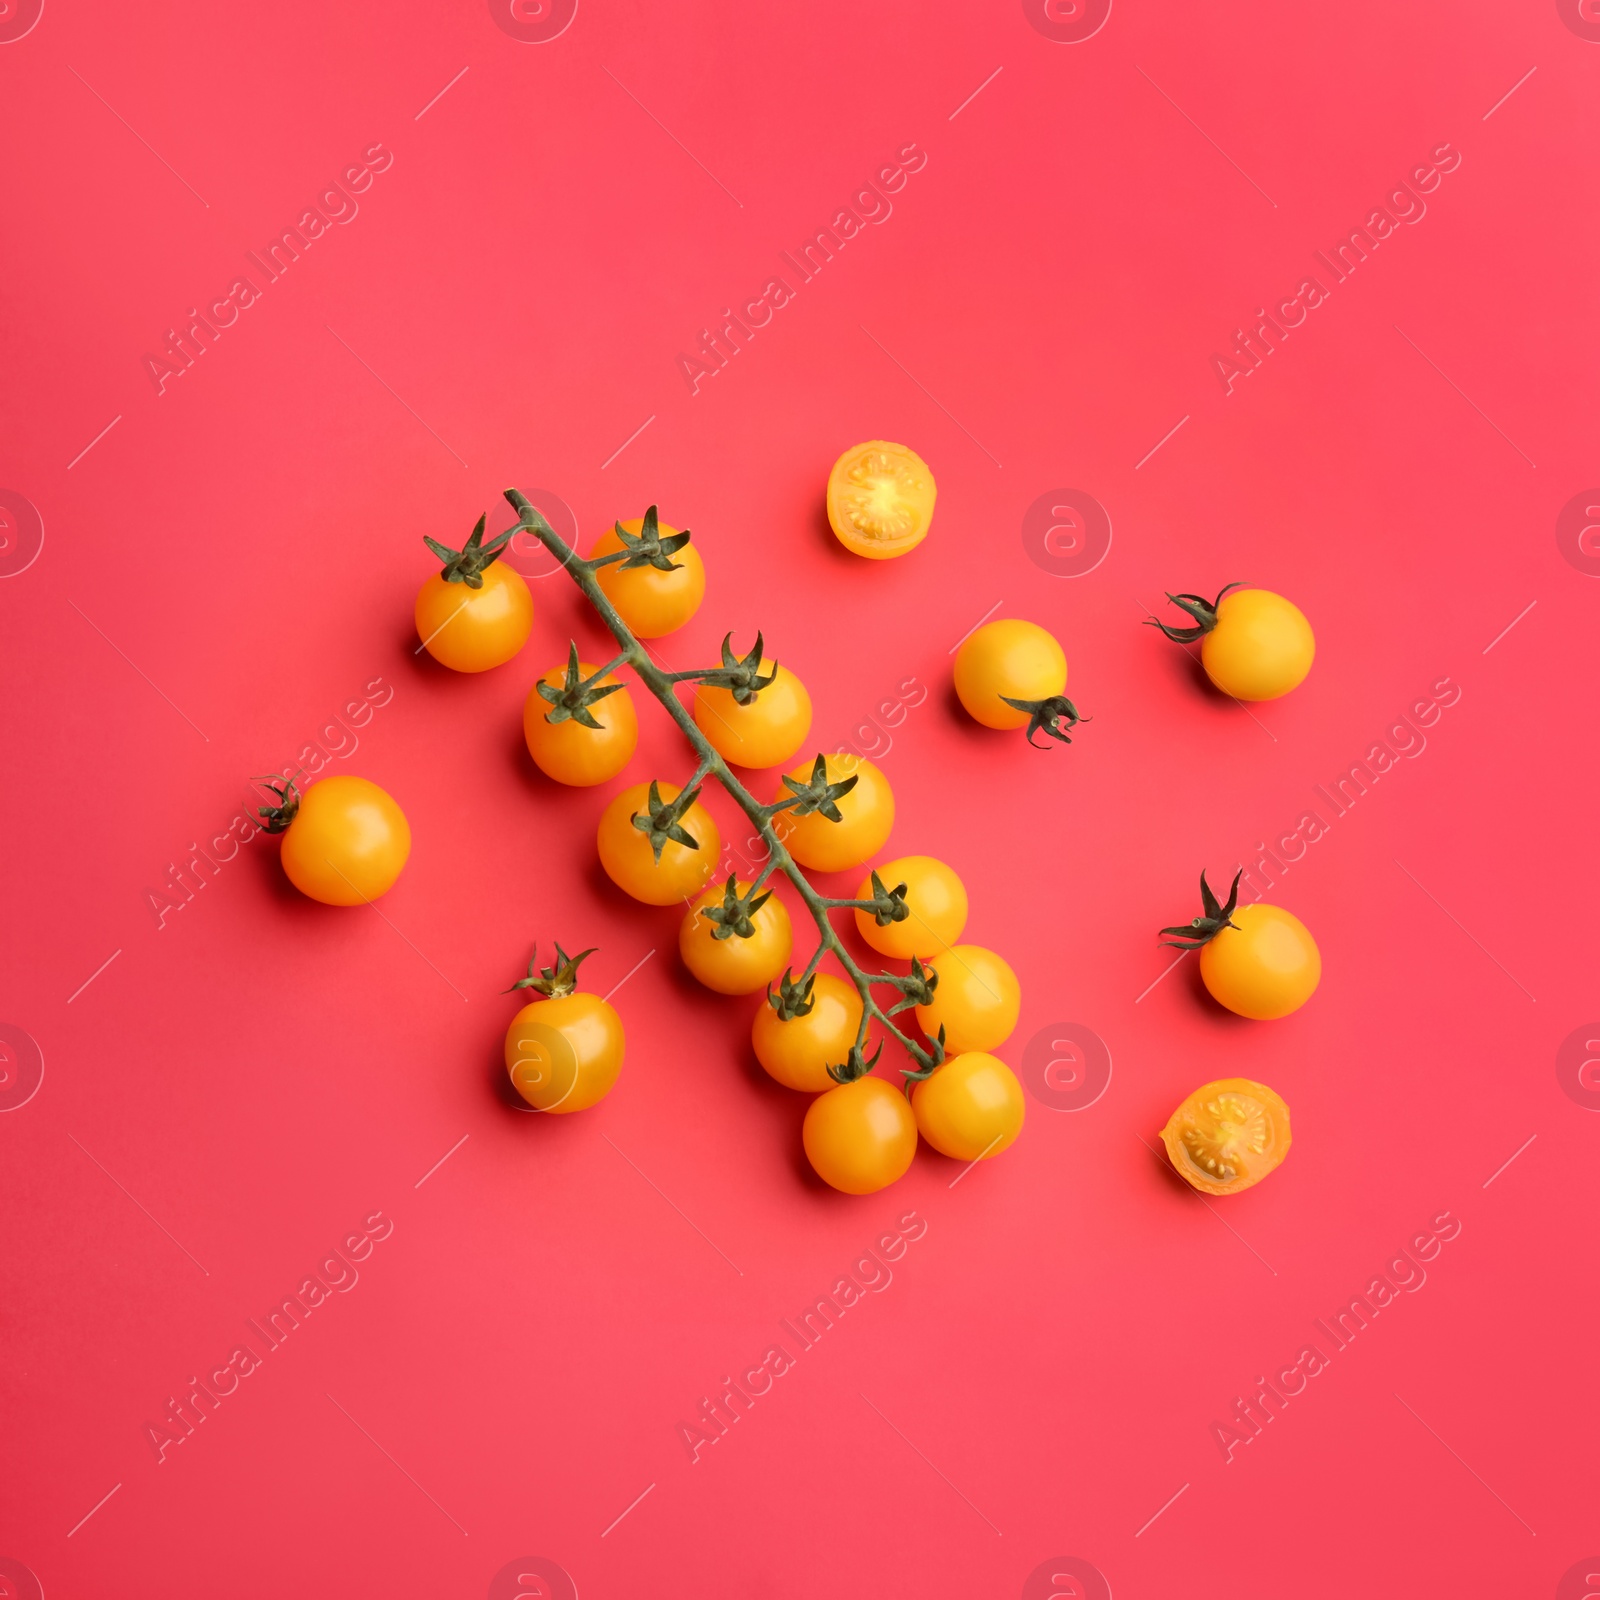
[503,488,944,1080]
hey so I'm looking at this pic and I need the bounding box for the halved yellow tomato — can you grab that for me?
[1160,1078,1291,1195]
[826,441,936,559]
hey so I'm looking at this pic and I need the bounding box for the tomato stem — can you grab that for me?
[1145,583,1243,644]
[503,487,944,1076]
[1158,868,1243,949]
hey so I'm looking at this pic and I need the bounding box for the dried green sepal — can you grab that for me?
[631,778,702,863]
[774,753,859,823]
[424,513,514,589]
[505,941,596,999]
[1159,868,1242,949]
[767,968,817,1021]
[1145,583,1244,644]
[538,641,627,729]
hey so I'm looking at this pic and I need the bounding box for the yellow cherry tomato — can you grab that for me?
[913,945,1020,1053]
[694,662,813,769]
[752,973,863,1092]
[854,855,967,959]
[523,661,638,787]
[1200,904,1321,1020]
[954,619,1067,730]
[826,441,936,559]
[274,775,410,905]
[505,991,624,1114]
[592,516,706,637]
[415,563,532,673]
[774,754,894,873]
[1202,588,1313,700]
[1160,1078,1291,1195]
[679,879,793,995]
[911,1052,1025,1161]
[596,781,721,905]
[803,1076,917,1194]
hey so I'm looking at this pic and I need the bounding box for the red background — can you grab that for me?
[3,1,1597,1595]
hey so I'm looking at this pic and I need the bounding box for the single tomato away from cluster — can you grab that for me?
[826,440,937,559]
[524,649,638,787]
[680,877,793,995]
[1160,1078,1291,1195]
[752,972,863,1093]
[1160,870,1321,1020]
[591,507,706,638]
[503,945,624,1114]
[1149,583,1314,701]
[415,514,533,673]
[953,619,1083,746]
[257,774,410,905]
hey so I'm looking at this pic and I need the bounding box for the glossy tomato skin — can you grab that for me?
[1200,904,1320,1019]
[752,973,863,1092]
[279,776,411,904]
[504,992,624,1114]
[596,781,721,905]
[803,1076,917,1194]
[1160,1077,1291,1194]
[592,518,706,637]
[680,881,793,995]
[694,663,812,768]
[954,620,1067,730]
[913,945,1020,1053]
[1201,589,1314,701]
[523,663,638,786]
[414,564,532,672]
[826,441,937,559]
[912,1052,1025,1161]
[854,855,967,959]
[775,754,894,873]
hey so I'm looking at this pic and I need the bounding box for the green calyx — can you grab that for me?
[631,778,703,863]
[767,968,817,1021]
[607,504,692,572]
[899,955,938,1009]
[899,1024,948,1088]
[539,642,627,728]
[1159,868,1242,949]
[772,753,859,823]
[859,870,909,928]
[700,874,773,941]
[424,513,514,589]
[698,632,779,705]
[253,772,302,834]
[1000,694,1087,749]
[1146,583,1244,644]
[827,1038,884,1085]
[505,941,596,999]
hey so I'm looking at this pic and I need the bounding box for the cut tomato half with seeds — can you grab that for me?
[826,440,936,559]
[1159,1077,1291,1195]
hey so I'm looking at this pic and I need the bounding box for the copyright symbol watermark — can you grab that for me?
[1555,489,1600,574]
[488,0,577,43]
[1021,488,1111,577]
[1020,1023,1111,1112]
[1021,0,1112,43]
[499,487,577,581]
[488,1555,577,1599]
[1555,1024,1600,1111]
[0,490,44,578]
[1555,0,1600,41]
[0,1025,44,1113]
[0,1555,44,1600]
[0,1,44,44]
[1022,1555,1112,1599]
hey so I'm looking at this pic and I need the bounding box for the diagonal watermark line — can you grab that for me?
[1137,66,1276,206]
[860,1393,1002,1535]
[1393,1393,1536,1535]
[1482,65,1536,121]
[948,1133,1004,1189]
[1134,1480,1190,1537]
[1482,1132,1536,1189]
[1134,948,1188,1003]
[1393,859,1535,1001]
[1393,325,1535,468]
[948,599,1005,654]
[1134,413,1190,470]
[69,600,209,740]
[66,413,122,470]
[69,1134,209,1275]
[415,65,469,121]
[601,414,656,470]
[602,1134,742,1274]
[69,67,209,206]
[414,597,471,654]
[860,326,1001,467]
[324,859,469,1001]
[327,1393,468,1536]
[602,67,742,207]
[600,1481,656,1537]
[1482,599,1536,655]
[326,326,468,467]
[949,65,1003,121]
[66,948,122,1004]
[415,1133,469,1189]
[66,1481,122,1538]
[602,948,656,1003]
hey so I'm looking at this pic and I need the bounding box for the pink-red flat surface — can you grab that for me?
[3,2,1598,1596]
